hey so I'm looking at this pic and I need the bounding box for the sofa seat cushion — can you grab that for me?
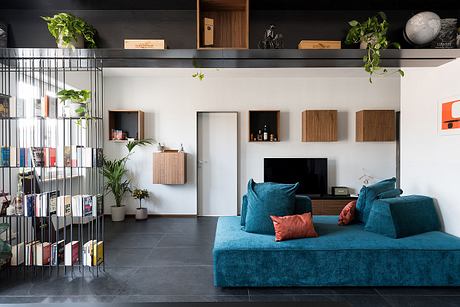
[214,216,460,287]
[365,195,441,238]
[243,179,298,234]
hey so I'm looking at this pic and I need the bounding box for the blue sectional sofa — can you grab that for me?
[213,197,460,287]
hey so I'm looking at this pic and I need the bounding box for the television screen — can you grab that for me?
[264,158,328,196]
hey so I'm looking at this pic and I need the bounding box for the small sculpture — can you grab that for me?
[258,25,284,49]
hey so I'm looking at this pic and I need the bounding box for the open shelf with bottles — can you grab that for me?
[0,56,105,277]
[248,110,280,142]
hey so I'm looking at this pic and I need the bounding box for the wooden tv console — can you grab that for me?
[309,196,358,215]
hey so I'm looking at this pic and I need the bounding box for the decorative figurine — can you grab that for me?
[258,25,284,49]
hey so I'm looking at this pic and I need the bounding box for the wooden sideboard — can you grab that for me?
[310,197,357,215]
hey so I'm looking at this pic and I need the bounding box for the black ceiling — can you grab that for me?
[1,0,460,10]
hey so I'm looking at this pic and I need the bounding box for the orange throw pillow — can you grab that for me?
[270,212,318,242]
[338,200,357,225]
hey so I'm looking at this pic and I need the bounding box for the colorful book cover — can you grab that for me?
[0,147,10,166]
[30,147,45,167]
[0,94,9,118]
[64,241,79,266]
[48,147,56,167]
[64,146,72,167]
[92,194,103,216]
[48,190,59,215]
[64,195,72,216]
[83,195,93,217]
[19,148,26,167]
[93,241,103,266]
[41,96,49,117]
[51,240,65,266]
[25,194,36,217]
[71,195,82,217]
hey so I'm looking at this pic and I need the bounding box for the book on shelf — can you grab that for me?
[71,195,82,217]
[30,147,45,167]
[64,241,79,266]
[0,94,10,118]
[11,242,24,266]
[64,146,72,167]
[15,97,24,118]
[40,96,49,118]
[34,242,51,266]
[83,147,93,167]
[10,147,17,167]
[34,193,42,217]
[93,148,103,167]
[57,195,71,217]
[82,195,93,217]
[0,147,10,167]
[34,98,41,117]
[92,194,103,217]
[44,147,57,167]
[25,241,39,266]
[48,96,57,118]
[48,190,59,215]
[24,194,36,217]
[51,240,65,266]
[83,240,104,266]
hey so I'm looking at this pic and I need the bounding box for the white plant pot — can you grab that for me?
[135,208,148,221]
[57,34,84,49]
[63,100,86,118]
[360,35,377,49]
[111,206,126,222]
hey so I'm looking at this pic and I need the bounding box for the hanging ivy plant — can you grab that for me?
[57,89,93,127]
[345,12,404,82]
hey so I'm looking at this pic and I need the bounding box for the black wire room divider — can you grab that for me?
[0,49,104,278]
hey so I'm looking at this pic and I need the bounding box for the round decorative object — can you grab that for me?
[404,12,441,46]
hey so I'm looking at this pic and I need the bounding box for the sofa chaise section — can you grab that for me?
[213,215,460,287]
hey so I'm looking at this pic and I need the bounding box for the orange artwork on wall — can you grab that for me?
[441,99,460,132]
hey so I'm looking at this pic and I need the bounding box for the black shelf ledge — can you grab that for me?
[1,48,459,68]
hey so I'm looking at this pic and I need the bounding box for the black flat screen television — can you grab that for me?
[264,158,328,196]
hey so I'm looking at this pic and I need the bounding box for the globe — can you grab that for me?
[404,11,441,46]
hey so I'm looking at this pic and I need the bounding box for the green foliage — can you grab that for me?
[192,71,205,81]
[42,13,97,48]
[345,12,404,82]
[57,89,92,127]
[132,189,149,200]
[102,139,152,207]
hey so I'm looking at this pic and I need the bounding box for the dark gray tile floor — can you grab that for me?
[0,216,459,305]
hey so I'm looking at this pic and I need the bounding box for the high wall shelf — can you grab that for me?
[108,110,144,141]
[1,48,460,68]
[0,54,105,277]
[302,110,338,142]
[249,110,280,142]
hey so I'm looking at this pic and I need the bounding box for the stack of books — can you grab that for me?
[83,240,104,266]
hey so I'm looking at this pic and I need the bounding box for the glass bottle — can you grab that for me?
[263,125,268,141]
[14,180,24,216]
[257,130,262,141]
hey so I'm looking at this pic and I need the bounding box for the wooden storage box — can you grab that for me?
[108,110,144,141]
[124,39,167,49]
[302,110,338,142]
[153,152,187,185]
[356,110,396,142]
[298,40,341,49]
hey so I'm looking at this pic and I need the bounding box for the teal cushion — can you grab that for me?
[365,195,441,239]
[241,194,311,227]
[243,179,298,234]
[377,188,403,199]
[356,177,396,223]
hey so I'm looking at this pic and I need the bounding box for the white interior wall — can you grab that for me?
[103,68,400,215]
[400,59,460,236]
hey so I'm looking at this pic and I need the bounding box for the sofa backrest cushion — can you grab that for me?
[356,177,396,223]
[377,188,403,199]
[241,194,312,227]
[243,179,298,235]
[364,195,441,239]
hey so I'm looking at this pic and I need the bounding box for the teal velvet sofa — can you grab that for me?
[213,197,460,287]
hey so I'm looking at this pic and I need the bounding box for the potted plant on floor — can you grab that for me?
[132,189,149,221]
[102,139,152,222]
[42,13,97,49]
[345,12,403,82]
[57,89,92,127]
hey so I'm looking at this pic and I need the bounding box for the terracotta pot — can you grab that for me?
[135,208,148,221]
[111,206,126,222]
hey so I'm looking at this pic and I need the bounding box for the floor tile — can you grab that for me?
[144,246,213,266]
[250,294,390,307]
[104,247,152,267]
[156,233,215,247]
[249,287,378,296]
[382,295,460,307]
[105,233,164,249]
[376,287,460,296]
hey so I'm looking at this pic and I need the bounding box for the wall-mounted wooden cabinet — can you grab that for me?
[249,110,280,142]
[356,110,396,142]
[108,110,144,141]
[197,0,249,49]
[302,110,338,142]
[153,152,187,185]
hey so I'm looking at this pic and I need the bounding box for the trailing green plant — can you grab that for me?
[192,58,205,81]
[42,13,97,48]
[345,12,404,82]
[102,139,153,207]
[131,188,150,209]
[57,89,92,127]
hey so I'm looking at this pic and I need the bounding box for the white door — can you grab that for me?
[197,112,238,216]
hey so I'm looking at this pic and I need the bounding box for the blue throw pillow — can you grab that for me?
[243,179,299,235]
[377,188,403,199]
[365,195,441,238]
[356,177,396,223]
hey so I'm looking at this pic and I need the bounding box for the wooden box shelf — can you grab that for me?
[249,110,280,142]
[108,110,144,141]
[356,110,396,142]
[153,152,187,185]
[197,0,249,49]
[302,110,338,142]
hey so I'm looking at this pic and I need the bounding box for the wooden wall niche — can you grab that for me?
[197,0,249,49]
[249,110,280,142]
[356,110,396,142]
[153,152,187,185]
[302,110,338,142]
[108,110,144,141]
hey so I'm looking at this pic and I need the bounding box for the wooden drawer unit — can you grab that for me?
[311,198,356,215]
[153,152,187,185]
